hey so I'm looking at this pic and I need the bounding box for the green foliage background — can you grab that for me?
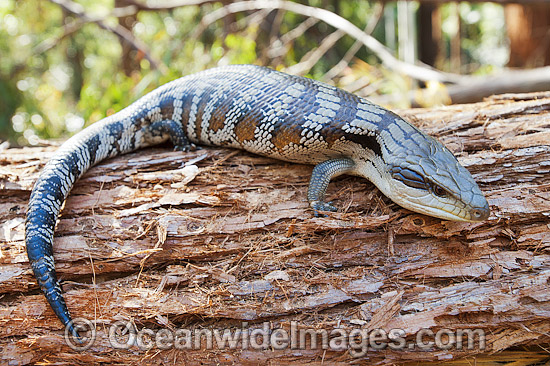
[0,0,507,145]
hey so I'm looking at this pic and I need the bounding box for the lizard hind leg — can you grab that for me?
[307,158,356,216]
[147,120,196,151]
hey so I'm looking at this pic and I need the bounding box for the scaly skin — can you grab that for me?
[25,65,489,338]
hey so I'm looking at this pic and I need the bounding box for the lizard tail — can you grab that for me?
[25,109,152,338]
[26,139,95,338]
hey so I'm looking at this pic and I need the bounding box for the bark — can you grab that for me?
[1,93,550,365]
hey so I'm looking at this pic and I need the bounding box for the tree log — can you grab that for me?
[446,67,550,104]
[1,92,549,365]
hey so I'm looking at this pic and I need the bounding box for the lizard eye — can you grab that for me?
[432,184,448,198]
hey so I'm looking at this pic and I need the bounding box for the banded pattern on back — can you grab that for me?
[149,65,393,164]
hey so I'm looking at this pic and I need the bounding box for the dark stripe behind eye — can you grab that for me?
[391,167,429,190]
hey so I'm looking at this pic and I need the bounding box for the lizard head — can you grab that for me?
[346,114,490,222]
[380,130,490,222]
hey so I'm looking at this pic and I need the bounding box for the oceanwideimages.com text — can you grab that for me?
[66,318,486,356]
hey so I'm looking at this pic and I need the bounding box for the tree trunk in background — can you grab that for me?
[417,3,440,67]
[505,3,550,67]
[449,2,461,73]
[397,1,416,65]
[115,0,141,76]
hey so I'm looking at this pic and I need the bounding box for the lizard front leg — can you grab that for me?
[307,158,355,215]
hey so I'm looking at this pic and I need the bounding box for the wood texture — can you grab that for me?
[1,92,549,365]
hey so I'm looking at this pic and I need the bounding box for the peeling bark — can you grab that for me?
[1,93,549,365]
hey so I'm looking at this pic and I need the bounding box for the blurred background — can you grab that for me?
[0,0,549,146]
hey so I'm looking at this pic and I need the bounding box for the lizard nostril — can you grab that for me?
[471,207,489,221]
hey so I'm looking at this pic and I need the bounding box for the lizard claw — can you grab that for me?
[311,201,338,216]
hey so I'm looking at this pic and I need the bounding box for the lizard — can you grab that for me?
[25,64,490,339]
